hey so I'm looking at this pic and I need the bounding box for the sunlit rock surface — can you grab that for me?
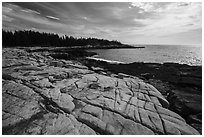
[2,48,199,135]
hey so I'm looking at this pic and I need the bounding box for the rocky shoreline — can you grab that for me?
[2,47,201,135]
[83,57,202,134]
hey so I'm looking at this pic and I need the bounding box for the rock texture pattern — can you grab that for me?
[2,48,200,135]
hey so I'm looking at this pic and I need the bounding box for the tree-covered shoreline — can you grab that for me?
[2,30,130,48]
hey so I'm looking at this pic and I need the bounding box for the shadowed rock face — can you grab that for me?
[2,48,200,135]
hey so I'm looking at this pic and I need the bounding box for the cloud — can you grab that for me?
[131,2,202,36]
[2,2,202,45]
[2,6,12,13]
[21,9,40,14]
[131,2,156,13]
[46,15,60,20]
[2,3,65,30]
[83,17,88,20]
[2,15,14,22]
[31,27,37,30]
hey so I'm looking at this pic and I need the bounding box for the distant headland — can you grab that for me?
[2,30,144,49]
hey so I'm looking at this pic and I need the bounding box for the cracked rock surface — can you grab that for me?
[2,48,199,135]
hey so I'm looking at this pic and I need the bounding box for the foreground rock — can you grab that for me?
[2,48,199,135]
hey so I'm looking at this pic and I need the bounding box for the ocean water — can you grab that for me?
[88,45,202,66]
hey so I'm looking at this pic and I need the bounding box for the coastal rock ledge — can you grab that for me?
[2,48,199,135]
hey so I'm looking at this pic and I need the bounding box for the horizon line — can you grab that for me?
[2,29,201,47]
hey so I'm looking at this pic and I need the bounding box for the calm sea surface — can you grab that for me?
[88,45,202,66]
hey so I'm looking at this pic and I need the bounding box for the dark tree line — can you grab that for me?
[2,30,123,47]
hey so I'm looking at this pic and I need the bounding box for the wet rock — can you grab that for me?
[190,123,202,134]
[141,73,153,80]
[187,113,202,124]
[168,90,202,118]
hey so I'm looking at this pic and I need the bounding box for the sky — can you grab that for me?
[2,2,202,46]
